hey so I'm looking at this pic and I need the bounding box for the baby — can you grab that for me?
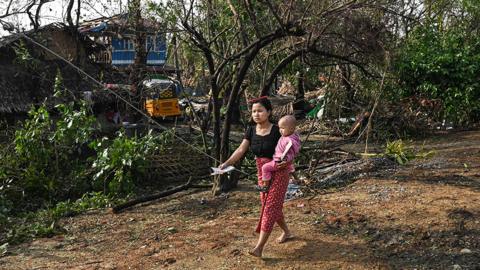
[258,115,301,192]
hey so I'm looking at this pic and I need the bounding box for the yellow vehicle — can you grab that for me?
[143,79,181,118]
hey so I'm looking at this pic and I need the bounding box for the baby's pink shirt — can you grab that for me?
[272,132,301,162]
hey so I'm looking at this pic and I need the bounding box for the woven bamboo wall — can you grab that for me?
[146,144,212,184]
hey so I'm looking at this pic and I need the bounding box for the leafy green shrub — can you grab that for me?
[12,40,41,70]
[394,24,480,125]
[90,130,171,195]
[9,101,96,208]
[1,96,173,213]
[1,69,97,210]
[2,126,171,244]
[384,139,435,165]
[50,191,120,218]
[384,140,415,165]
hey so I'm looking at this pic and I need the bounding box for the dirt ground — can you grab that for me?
[1,130,479,270]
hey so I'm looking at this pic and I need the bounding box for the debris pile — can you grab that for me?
[296,119,330,134]
[365,97,444,137]
[295,142,397,191]
[276,80,296,96]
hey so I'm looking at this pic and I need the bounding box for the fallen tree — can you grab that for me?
[112,177,212,213]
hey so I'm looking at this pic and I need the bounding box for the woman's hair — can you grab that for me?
[248,96,274,124]
[249,96,273,112]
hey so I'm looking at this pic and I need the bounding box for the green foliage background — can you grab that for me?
[394,24,480,124]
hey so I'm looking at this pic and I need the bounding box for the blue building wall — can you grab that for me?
[111,35,166,66]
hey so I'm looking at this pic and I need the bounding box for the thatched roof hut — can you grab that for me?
[0,23,109,114]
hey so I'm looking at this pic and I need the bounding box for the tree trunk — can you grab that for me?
[230,94,242,124]
[339,64,354,114]
[212,92,222,161]
[128,0,147,110]
[218,51,259,192]
[173,35,183,86]
[293,69,306,119]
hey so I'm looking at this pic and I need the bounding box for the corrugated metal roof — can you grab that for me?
[79,13,163,36]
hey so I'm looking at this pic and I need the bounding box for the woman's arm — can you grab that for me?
[219,139,250,169]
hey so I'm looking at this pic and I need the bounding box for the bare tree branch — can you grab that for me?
[227,0,248,46]
[263,0,285,31]
[26,0,37,30]
[66,0,75,28]
[243,0,260,37]
[75,0,81,27]
[35,0,53,30]
[4,0,14,16]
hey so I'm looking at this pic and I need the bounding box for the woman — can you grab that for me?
[219,97,293,257]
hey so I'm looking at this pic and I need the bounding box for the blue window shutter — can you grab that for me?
[131,39,135,50]
[112,38,123,51]
[156,36,166,52]
[146,36,153,51]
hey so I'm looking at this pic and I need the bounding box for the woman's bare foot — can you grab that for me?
[277,232,294,243]
[248,248,262,257]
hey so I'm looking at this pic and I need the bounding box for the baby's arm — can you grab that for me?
[281,138,296,162]
[283,151,296,163]
[283,135,302,162]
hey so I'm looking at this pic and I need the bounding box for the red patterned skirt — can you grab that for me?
[255,157,290,233]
